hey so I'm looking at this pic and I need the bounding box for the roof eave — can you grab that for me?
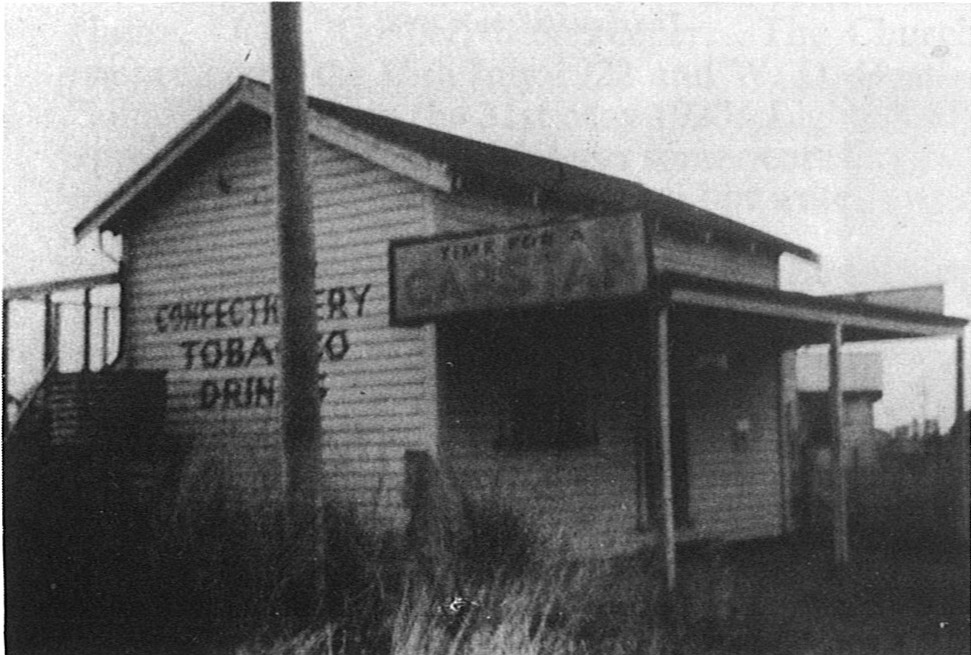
[74,77,260,242]
[73,76,453,242]
[71,76,816,267]
[241,80,452,193]
[642,189,819,263]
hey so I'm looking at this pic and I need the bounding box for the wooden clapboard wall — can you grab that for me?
[681,351,784,540]
[432,193,643,554]
[430,192,787,553]
[441,310,787,551]
[118,104,788,546]
[671,310,786,542]
[438,307,648,556]
[123,114,435,527]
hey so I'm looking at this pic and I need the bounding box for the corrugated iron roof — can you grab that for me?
[75,75,818,262]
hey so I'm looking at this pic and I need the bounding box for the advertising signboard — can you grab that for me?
[390,212,649,324]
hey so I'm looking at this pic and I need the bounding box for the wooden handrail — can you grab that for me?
[6,357,59,438]
[3,272,118,301]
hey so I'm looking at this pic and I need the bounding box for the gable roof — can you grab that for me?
[74,76,818,262]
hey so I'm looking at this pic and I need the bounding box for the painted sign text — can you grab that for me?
[155,284,372,410]
[390,213,648,323]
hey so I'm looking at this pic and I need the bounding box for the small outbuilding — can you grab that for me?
[794,349,884,531]
[797,350,883,466]
[59,77,966,575]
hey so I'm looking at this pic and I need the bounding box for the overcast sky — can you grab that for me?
[3,3,969,428]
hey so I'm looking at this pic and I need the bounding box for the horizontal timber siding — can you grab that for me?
[123,124,435,528]
[680,342,784,540]
[438,286,787,553]
[437,307,651,556]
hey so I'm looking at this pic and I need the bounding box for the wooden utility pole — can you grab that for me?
[829,323,849,564]
[271,2,323,535]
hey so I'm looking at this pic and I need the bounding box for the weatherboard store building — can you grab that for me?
[69,77,966,561]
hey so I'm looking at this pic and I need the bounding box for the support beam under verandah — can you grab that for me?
[829,322,849,564]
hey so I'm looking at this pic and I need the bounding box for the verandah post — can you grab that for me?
[655,299,676,590]
[2,298,9,433]
[640,216,675,590]
[829,322,849,564]
[955,335,968,544]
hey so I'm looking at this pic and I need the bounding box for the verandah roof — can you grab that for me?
[664,272,967,343]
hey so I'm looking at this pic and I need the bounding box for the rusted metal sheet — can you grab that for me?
[390,212,649,324]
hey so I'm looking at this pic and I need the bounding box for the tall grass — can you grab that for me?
[6,426,750,655]
[227,431,969,655]
[154,440,413,645]
[237,546,664,655]
[234,509,751,655]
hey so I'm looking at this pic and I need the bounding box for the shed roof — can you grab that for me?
[74,76,817,262]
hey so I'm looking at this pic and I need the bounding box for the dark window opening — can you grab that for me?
[497,386,595,452]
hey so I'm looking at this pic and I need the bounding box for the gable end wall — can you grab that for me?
[123,124,435,529]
